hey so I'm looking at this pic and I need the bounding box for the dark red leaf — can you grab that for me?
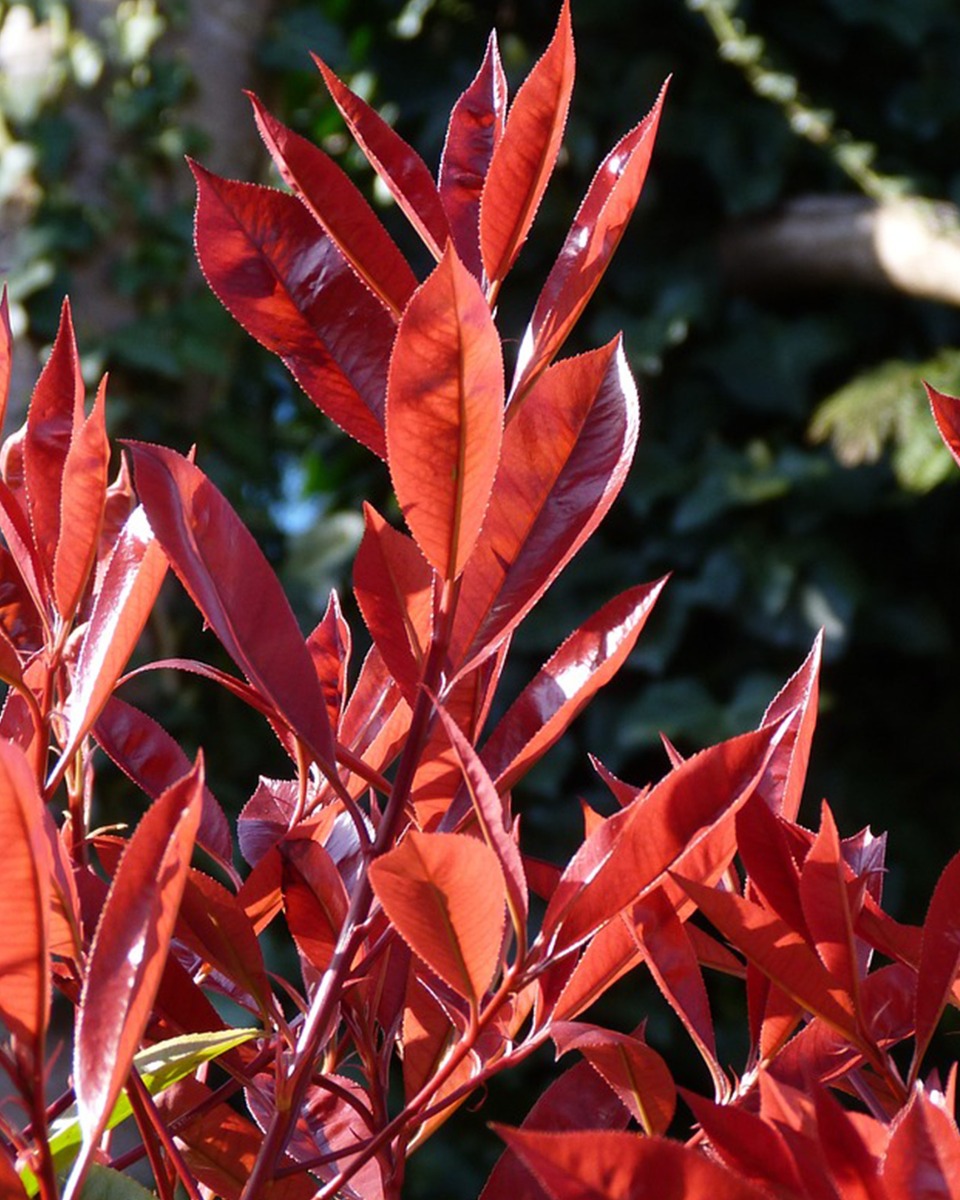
[313,56,449,260]
[0,741,50,1049]
[812,1086,887,1200]
[0,1145,27,1199]
[127,443,337,771]
[353,503,434,705]
[387,244,503,580]
[882,1084,960,1198]
[57,504,168,771]
[53,376,110,623]
[927,382,960,469]
[542,727,777,954]
[281,838,350,973]
[481,579,665,793]
[191,161,393,458]
[247,94,417,319]
[550,1021,676,1135]
[512,82,667,398]
[479,1,575,287]
[93,696,232,871]
[452,337,639,675]
[368,829,506,1006]
[306,589,351,732]
[439,32,508,279]
[73,758,203,1179]
[24,299,84,585]
[0,476,49,621]
[493,1128,768,1200]
[913,849,960,1079]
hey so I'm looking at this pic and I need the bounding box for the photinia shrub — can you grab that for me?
[2,4,960,1197]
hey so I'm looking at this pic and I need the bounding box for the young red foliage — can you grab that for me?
[1,7,960,1200]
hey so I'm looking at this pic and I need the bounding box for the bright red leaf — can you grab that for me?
[927,382,960,469]
[755,631,823,821]
[912,848,960,1080]
[386,244,504,581]
[882,1084,960,1198]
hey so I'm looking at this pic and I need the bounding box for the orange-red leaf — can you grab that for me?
[0,741,50,1049]
[387,245,503,580]
[479,1,575,287]
[368,830,506,1005]
[73,758,203,1177]
[512,82,667,398]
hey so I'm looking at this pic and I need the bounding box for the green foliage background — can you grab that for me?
[4,0,960,1191]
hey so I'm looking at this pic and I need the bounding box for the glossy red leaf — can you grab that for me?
[72,759,203,1185]
[281,838,350,973]
[512,82,667,399]
[481,579,665,793]
[433,699,529,934]
[927,382,960,469]
[368,829,507,1005]
[551,1021,676,1135]
[247,94,417,320]
[675,873,858,1040]
[177,868,272,1017]
[191,161,393,458]
[756,631,823,820]
[799,802,864,1016]
[353,503,434,705]
[912,849,960,1079]
[313,56,450,261]
[683,1091,806,1198]
[439,32,508,279]
[387,244,504,580]
[0,287,11,432]
[480,1060,631,1200]
[53,376,110,623]
[542,727,777,954]
[479,1,575,287]
[493,1128,768,1200]
[0,741,50,1048]
[451,337,639,675]
[882,1084,960,1198]
[0,479,49,634]
[94,696,233,870]
[736,793,807,936]
[128,443,337,770]
[306,589,351,732]
[24,299,84,583]
[56,504,168,772]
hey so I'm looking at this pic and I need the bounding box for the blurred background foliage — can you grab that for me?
[3,0,960,1190]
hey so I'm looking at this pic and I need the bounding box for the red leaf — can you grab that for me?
[756,631,823,820]
[542,727,777,954]
[306,589,351,732]
[433,699,529,935]
[0,475,50,620]
[493,1128,768,1200]
[247,94,417,319]
[191,161,393,458]
[313,56,450,260]
[57,504,168,771]
[675,873,859,1040]
[927,382,960,469]
[93,696,232,871]
[368,829,506,1005]
[127,443,337,771]
[481,579,665,793]
[387,244,504,580]
[353,503,434,705]
[512,82,667,399]
[0,741,50,1049]
[479,1,575,288]
[24,299,84,584]
[799,802,864,1018]
[72,758,203,1177]
[281,839,350,973]
[439,32,508,279]
[912,849,960,1079]
[451,338,638,675]
[480,1060,631,1200]
[812,1086,887,1200]
[683,1091,806,1198]
[0,1145,27,1199]
[882,1084,960,1198]
[550,1021,676,1135]
[53,376,110,622]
